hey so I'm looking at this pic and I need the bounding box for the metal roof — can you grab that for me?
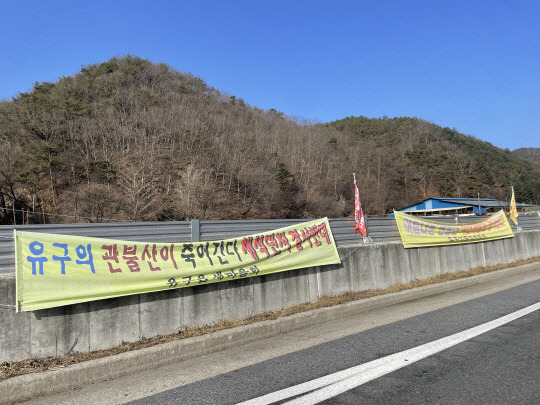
[398,197,534,211]
[436,198,532,207]
[398,205,473,213]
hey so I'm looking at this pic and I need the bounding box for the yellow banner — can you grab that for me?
[394,210,514,248]
[15,218,340,311]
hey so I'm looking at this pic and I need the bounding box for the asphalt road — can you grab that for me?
[19,265,540,405]
[318,306,539,404]
[127,279,539,405]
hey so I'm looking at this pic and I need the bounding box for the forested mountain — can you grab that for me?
[513,148,540,164]
[1,56,538,224]
[327,117,540,210]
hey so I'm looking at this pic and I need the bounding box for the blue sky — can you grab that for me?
[1,1,539,150]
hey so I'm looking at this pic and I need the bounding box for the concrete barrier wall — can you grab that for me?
[1,230,539,363]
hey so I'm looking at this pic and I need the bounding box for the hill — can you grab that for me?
[513,148,540,164]
[0,56,538,224]
[327,116,540,209]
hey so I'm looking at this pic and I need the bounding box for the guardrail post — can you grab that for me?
[191,219,200,242]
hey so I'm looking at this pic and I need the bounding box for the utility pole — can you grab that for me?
[477,192,481,216]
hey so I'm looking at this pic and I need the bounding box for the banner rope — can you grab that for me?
[339,245,364,263]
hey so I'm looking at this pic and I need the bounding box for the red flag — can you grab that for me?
[353,175,367,236]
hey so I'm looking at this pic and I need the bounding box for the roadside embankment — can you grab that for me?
[1,260,539,404]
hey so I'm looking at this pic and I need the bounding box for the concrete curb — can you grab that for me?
[1,263,538,404]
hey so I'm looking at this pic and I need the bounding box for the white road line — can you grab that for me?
[237,302,540,405]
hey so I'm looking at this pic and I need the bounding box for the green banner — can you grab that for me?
[15,218,340,311]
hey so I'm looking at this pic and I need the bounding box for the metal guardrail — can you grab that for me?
[1,214,538,274]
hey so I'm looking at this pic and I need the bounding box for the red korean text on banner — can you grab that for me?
[353,174,367,236]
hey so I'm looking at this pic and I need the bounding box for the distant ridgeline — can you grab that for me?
[513,148,540,164]
[0,56,539,225]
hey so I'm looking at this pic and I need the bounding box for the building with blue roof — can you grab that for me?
[392,197,535,217]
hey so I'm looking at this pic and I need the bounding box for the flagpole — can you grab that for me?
[515,186,519,227]
[352,173,377,247]
[353,172,365,242]
[512,186,516,226]
[510,186,521,232]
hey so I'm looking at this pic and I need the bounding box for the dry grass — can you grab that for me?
[1,256,539,382]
